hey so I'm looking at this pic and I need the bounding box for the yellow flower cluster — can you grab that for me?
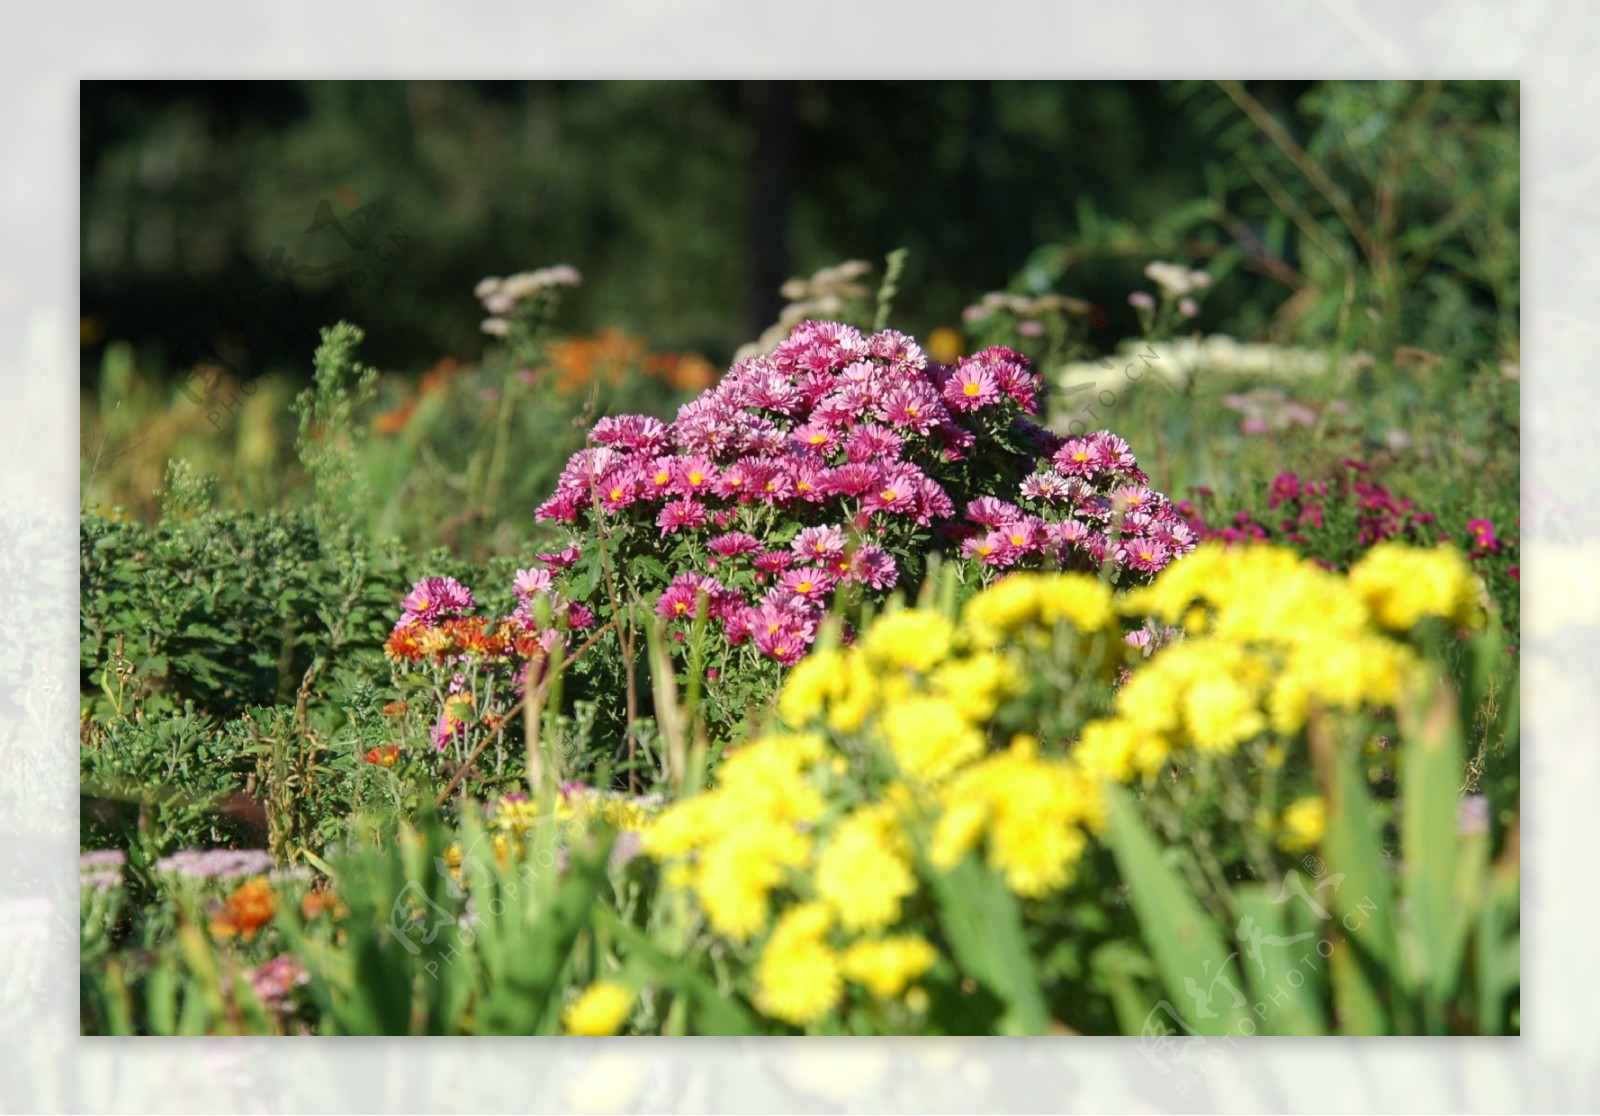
[1075,542,1482,782]
[563,981,634,1035]
[644,574,1120,1026]
[643,544,1478,1028]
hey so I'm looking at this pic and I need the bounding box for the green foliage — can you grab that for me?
[1101,667,1519,1037]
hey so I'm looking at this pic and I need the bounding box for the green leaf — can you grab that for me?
[1102,783,1252,1037]
[1317,719,1402,1034]
[923,854,1050,1036]
[1399,672,1465,1028]
[596,908,760,1035]
[1232,884,1327,1035]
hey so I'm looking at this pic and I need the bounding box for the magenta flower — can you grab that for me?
[943,364,1001,412]
[863,466,921,516]
[791,421,841,454]
[400,576,475,627]
[848,545,898,589]
[656,573,725,621]
[535,544,582,569]
[823,462,883,498]
[1467,517,1499,552]
[598,469,642,513]
[967,496,1023,528]
[753,550,795,574]
[657,499,707,536]
[780,566,837,602]
[844,423,905,464]
[792,525,848,563]
[709,531,763,558]
[590,414,670,454]
[1117,538,1171,573]
[671,455,718,498]
[1053,437,1104,477]
[878,384,942,433]
[535,489,582,524]
[514,567,554,598]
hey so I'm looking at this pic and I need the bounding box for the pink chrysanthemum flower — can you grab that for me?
[590,414,670,454]
[656,573,725,621]
[868,329,927,372]
[847,545,898,589]
[535,543,582,569]
[915,477,955,525]
[961,530,1023,568]
[1110,485,1159,514]
[1117,538,1171,573]
[671,455,718,498]
[790,461,828,503]
[791,421,841,455]
[967,496,1023,528]
[745,372,803,415]
[823,462,883,498]
[709,531,763,557]
[514,567,554,598]
[1467,517,1499,552]
[999,516,1048,552]
[598,469,642,513]
[864,466,921,516]
[534,489,582,524]
[641,455,678,498]
[712,459,764,501]
[753,550,795,574]
[810,391,864,427]
[878,384,942,433]
[944,364,1001,412]
[792,525,848,563]
[1020,470,1072,504]
[1053,437,1105,477]
[400,576,476,627]
[657,499,707,536]
[780,566,837,602]
[1091,430,1141,476]
[843,423,905,464]
[991,360,1039,413]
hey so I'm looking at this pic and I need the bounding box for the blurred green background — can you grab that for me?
[81,80,1327,379]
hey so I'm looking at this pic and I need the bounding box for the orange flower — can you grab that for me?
[211,877,277,941]
[364,744,400,766]
[300,889,346,920]
[384,623,425,662]
[381,700,408,717]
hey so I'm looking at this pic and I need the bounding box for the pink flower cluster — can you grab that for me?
[533,320,1076,664]
[964,430,1196,575]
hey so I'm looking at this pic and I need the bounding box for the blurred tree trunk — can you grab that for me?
[743,81,795,344]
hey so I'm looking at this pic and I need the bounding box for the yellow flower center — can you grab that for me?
[609,488,624,501]
[1072,452,1090,462]
[809,433,827,445]
[881,489,898,502]
[689,471,704,485]
[654,471,670,485]
[963,381,981,396]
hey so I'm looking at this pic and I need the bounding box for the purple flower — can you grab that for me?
[154,848,277,881]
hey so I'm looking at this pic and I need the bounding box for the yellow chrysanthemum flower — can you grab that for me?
[563,982,634,1036]
[841,935,939,999]
[754,902,842,1026]
[1276,795,1327,853]
[816,804,916,931]
[860,609,955,673]
[1349,542,1482,632]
